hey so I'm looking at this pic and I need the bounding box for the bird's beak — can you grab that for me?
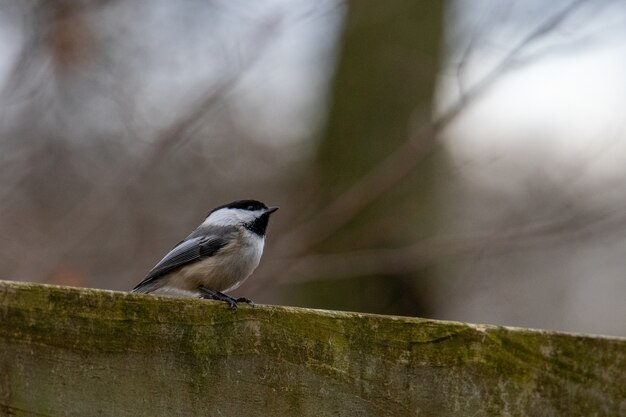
[266,206,279,214]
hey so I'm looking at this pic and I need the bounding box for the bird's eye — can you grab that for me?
[247,205,255,210]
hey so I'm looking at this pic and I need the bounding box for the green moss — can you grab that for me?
[0,280,625,416]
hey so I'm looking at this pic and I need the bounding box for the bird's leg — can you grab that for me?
[198,286,237,309]
[198,286,253,308]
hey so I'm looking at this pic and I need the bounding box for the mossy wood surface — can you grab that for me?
[0,280,624,417]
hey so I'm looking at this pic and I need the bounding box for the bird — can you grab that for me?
[132,199,278,308]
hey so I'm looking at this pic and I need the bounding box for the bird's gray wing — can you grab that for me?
[132,235,229,292]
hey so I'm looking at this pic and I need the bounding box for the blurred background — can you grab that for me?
[1,0,625,336]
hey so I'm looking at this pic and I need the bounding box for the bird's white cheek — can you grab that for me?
[201,211,237,227]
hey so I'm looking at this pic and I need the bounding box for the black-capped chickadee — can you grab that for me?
[132,200,278,308]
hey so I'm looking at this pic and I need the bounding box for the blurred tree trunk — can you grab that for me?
[299,0,444,315]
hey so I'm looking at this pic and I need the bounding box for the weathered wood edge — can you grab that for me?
[1,279,625,417]
[1,279,623,340]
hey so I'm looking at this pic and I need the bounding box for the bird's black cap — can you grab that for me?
[209,199,268,215]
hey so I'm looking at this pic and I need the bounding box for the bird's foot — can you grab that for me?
[198,286,252,309]
[199,287,237,309]
[235,297,253,305]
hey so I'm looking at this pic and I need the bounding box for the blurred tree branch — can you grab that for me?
[10,12,285,280]
[256,0,591,289]
[269,204,626,284]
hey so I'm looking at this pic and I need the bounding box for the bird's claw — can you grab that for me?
[198,286,253,309]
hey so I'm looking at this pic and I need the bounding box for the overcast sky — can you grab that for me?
[439,1,626,190]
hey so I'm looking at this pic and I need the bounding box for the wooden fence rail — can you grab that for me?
[0,280,624,416]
